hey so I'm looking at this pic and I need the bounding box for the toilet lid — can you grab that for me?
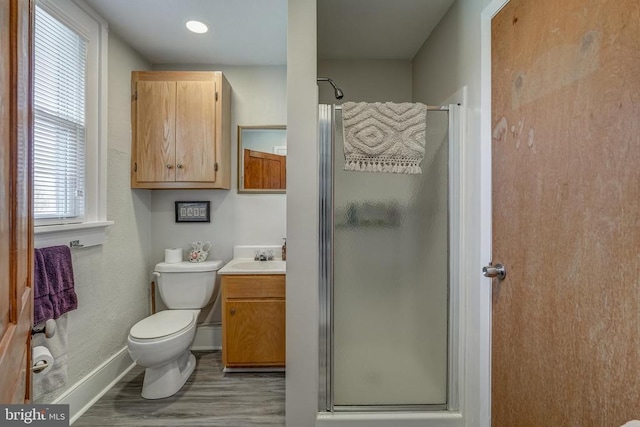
[130,310,195,340]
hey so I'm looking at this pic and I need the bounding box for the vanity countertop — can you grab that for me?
[218,258,286,275]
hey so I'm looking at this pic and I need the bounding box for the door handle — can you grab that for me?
[483,263,506,280]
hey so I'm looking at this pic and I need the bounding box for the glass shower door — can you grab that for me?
[330,107,451,409]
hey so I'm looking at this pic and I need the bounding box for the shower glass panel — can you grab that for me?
[329,106,450,408]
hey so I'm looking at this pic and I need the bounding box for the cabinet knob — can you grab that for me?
[166,164,173,169]
[230,308,236,315]
[176,163,183,169]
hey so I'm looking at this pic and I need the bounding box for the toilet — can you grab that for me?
[127,260,224,399]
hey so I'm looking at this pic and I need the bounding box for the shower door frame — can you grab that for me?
[319,104,463,413]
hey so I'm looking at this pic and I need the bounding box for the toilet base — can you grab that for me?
[140,350,196,399]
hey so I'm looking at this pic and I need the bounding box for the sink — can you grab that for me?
[232,261,286,271]
[219,259,286,275]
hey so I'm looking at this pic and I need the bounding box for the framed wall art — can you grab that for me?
[175,201,210,223]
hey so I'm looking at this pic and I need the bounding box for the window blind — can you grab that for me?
[34,5,87,223]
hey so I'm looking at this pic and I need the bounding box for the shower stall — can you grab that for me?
[318,103,461,412]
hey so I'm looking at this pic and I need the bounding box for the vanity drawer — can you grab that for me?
[222,275,285,299]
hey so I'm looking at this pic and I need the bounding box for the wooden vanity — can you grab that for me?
[221,274,285,369]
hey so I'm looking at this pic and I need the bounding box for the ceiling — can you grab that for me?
[81,0,455,65]
[317,0,455,60]
[82,0,287,65]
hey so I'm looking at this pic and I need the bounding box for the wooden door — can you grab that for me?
[491,0,640,425]
[244,149,286,189]
[135,81,176,182]
[0,0,33,404]
[176,80,217,182]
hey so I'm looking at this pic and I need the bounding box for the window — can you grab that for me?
[34,5,87,224]
[33,0,108,234]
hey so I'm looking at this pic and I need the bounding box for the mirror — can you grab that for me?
[238,125,287,193]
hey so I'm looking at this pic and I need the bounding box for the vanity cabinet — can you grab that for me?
[130,71,231,189]
[221,275,285,368]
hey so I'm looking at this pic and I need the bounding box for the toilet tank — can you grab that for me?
[154,260,224,309]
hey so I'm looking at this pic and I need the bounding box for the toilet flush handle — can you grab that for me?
[152,271,161,278]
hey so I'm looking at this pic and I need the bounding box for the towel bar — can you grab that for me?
[334,104,451,111]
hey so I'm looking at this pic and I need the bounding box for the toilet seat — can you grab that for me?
[130,310,195,341]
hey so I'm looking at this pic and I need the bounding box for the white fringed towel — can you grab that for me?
[342,101,426,174]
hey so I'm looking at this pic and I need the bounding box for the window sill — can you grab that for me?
[34,220,114,249]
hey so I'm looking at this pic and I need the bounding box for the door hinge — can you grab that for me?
[133,91,138,101]
[214,162,219,172]
[134,162,137,172]
[215,91,219,101]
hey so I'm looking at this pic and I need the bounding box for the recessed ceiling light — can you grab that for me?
[186,20,208,34]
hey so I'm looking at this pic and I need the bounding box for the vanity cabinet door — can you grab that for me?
[225,300,285,366]
[222,275,286,368]
[131,71,231,189]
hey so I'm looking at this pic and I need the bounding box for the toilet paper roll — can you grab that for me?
[32,346,54,376]
[164,248,183,263]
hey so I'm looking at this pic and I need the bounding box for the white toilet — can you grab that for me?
[127,260,224,399]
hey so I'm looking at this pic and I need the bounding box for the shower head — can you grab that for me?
[317,77,344,100]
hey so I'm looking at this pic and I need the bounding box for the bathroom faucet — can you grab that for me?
[253,249,273,261]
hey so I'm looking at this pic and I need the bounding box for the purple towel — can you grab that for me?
[33,248,54,325]
[33,245,78,325]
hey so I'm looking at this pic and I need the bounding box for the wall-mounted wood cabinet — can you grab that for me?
[131,71,231,189]
[221,274,285,368]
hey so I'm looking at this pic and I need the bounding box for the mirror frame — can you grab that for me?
[237,125,287,194]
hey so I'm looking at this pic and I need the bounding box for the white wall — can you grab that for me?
[318,59,412,104]
[35,32,152,403]
[149,64,287,324]
[286,0,319,425]
[412,0,493,425]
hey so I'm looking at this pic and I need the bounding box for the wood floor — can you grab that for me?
[74,351,285,426]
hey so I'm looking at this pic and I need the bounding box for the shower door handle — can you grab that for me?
[483,263,506,280]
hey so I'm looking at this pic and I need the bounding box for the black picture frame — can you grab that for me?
[175,201,210,223]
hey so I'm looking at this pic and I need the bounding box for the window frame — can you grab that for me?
[34,0,111,244]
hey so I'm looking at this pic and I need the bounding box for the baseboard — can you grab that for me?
[191,324,222,350]
[52,346,135,425]
[223,367,285,373]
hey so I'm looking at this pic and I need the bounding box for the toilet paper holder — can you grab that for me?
[31,360,49,373]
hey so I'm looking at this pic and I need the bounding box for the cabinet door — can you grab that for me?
[225,299,285,366]
[243,149,286,190]
[136,81,176,182]
[175,80,216,182]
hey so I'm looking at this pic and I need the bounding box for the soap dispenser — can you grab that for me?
[282,238,287,261]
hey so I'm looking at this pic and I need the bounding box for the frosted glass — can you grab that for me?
[333,110,449,406]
